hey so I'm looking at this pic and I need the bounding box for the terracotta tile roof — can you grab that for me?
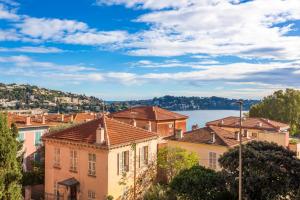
[110,106,188,121]
[43,115,158,148]
[73,112,97,123]
[6,112,98,128]
[167,125,253,147]
[206,116,289,132]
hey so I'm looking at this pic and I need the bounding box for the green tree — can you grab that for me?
[249,89,300,135]
[170,166,232,200]
[219,141,300,200]
[157,147,198,182]
[0,113,23,199]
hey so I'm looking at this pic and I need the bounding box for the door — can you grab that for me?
[69,185,77,200]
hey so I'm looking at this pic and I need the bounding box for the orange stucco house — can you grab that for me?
[109,106,188,138]
[43,115,158,200]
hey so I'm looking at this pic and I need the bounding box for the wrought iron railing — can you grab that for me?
[44,192,64,200]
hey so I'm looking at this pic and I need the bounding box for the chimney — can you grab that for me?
[131,119,136,127]
[96,124,106,144]
[246,130,251,139]
[235,131,240,141]
[211,132,216,143]
[258,122,262,127]
[147,121,152,132]
[26,116,31,126]
[220,120,224,125]
[42,115,46,125]
[61,114,64,122]
[175,129,183,139]
[70,114,74,122]
[192,124,199,130]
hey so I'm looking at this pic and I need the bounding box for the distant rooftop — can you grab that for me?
[206,116,289,132]
[7,112,98,128]
[110,106,188,121]
[167,125,254,147]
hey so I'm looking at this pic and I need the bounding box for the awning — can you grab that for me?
[58,177,79,187]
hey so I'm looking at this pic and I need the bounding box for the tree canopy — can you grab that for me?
[0,113,23,199]
[249,89,300,135]
[219,141,300,200]
[157,146,198,182]
[170,165,232,200]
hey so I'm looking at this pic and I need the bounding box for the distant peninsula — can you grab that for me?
[0,83,259,113]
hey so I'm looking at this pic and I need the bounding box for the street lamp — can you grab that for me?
[236,100,243,200]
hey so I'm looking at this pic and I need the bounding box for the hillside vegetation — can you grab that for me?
[249,89,300,136]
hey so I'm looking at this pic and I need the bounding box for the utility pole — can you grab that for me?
[131,142,137,200]
[236,100,243,200]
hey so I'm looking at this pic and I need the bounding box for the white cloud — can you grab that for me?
[0,46,64,53]
[14,17,128,45]
[132,59,219,68]
[98,0,300,60]
[0,3,19,20]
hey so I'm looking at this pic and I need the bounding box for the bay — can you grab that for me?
[177,110,248,131]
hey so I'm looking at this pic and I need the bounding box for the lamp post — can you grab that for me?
[236,100,243,200]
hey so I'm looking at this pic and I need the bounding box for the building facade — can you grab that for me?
[167,125,253,171]
[43,115,158,200]
[110,106,188,138]
[206,116,290,147]
[8,112,98,171]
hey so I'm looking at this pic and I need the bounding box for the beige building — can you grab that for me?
[43,115,158,200]
[206,116,290,147]
[167,117,291,170]
[167,125,254,171]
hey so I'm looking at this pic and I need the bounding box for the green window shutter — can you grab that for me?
[35,131,42,146]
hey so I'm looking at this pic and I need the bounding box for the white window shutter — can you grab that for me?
[129,150,133,172]
[148,142,152,162]
[138,147,141,168]
[118,153,123,175]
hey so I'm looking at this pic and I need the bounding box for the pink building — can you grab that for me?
[8,112,98,171]
[43,115,158,200]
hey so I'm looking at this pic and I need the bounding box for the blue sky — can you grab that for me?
[0,0,299,100]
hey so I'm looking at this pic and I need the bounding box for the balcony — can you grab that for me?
[44,193,64,200]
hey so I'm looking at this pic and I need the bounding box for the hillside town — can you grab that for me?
[2,102,300,199]
[0,0,300,199]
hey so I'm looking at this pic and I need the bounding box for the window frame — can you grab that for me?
[53,148,60,168]
[209,152,217,170]
[88,153,96,176]
[70,150,78,172]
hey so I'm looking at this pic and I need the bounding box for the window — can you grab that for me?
[88,153,96,176]
[139,146,148,167]
[54,181,59,196]
[34,131,42,146]
[70,150,78,172]
[209,152,217,170]
[54,148,60,167]
[118,150,129,175]
[18,132,24,142]
[88,190,96,200]
[34,152,40,162]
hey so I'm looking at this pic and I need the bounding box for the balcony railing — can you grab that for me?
[44,192,64,200]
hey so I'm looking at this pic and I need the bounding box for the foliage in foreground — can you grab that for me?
[0,113,23,199]
[219,141,300,200]
[249,89,300,135]
[170,165,232,200]
[157,146,198,182]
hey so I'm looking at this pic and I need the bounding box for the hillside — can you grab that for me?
[0,83,259,113]
[110,95,259,111]
[0,83,104,113]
